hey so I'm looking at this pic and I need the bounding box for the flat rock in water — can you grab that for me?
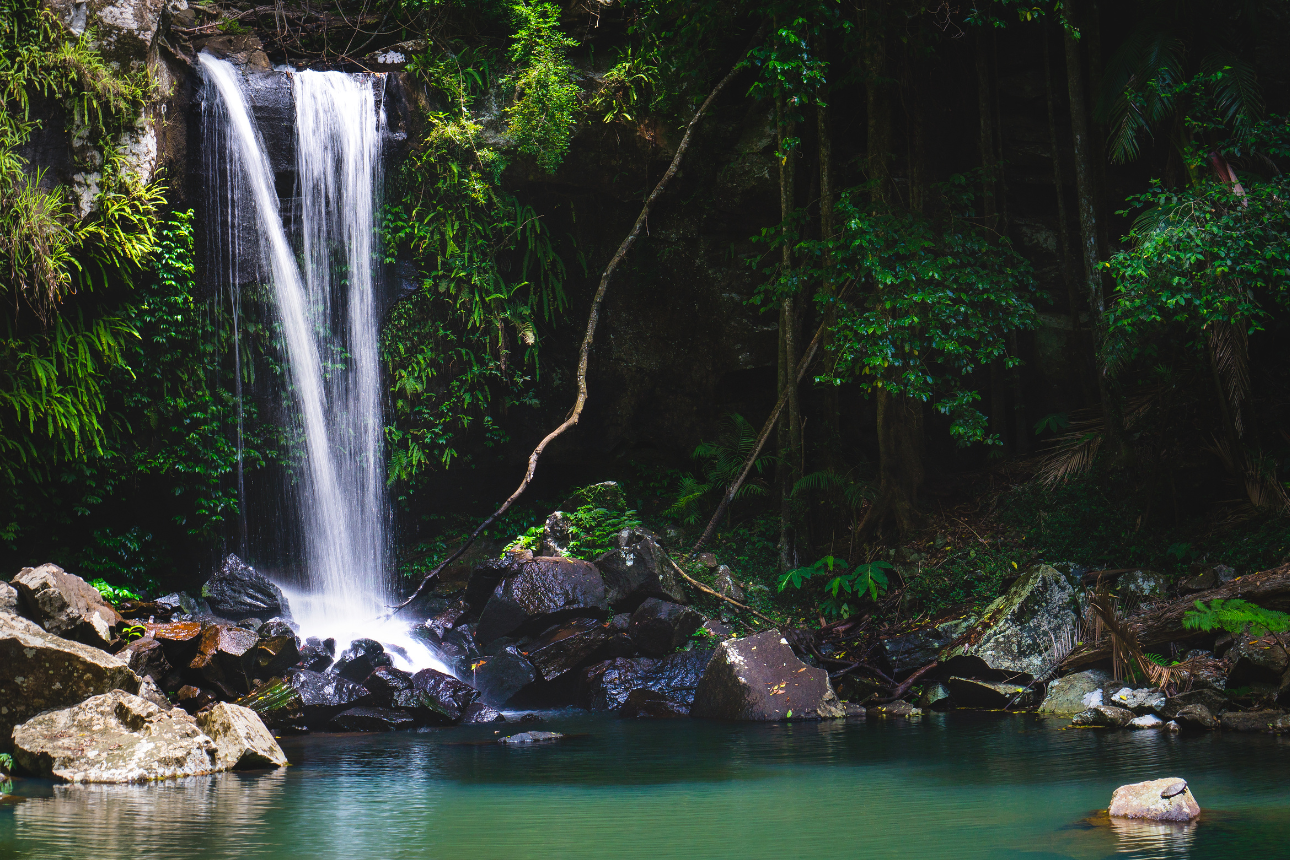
[939,565,1078,682]
[1219,710,1287,733]
[196,702,289,769]
[12,563,121,648]
[328,707,415,732]
[629,598,704,658]
[868,700,922,718]
[1071,705,1135,727]
[499,731,563,744]
[1109,778,1200,822]
[0,612,140,749]
[581,651,713,712]
[12,690,218,783]
[1038,669,1111,715]
[201,554,291,622]
[474,557,609,644]
[1128,714,1165,729]
[690,630,844,721]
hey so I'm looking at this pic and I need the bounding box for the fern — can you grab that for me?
[1183,598,1290,636]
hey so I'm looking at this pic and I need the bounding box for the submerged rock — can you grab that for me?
[328,707,416,732]
[582,651,713,712]
[1038,669,1111,715]
[593,528,687,610]
[475,557,609,644]
[691,631,844,721]
[12,563,121,648]
[196,702,289,769]
[868,700,922,718]
[499,731,563,744]
[939,565,1079,682]
[1109,778,1200,822]
[12,690,218,783]
[629,598,704,657]
[1,612,140,748]
[201,555,291,621]
[391,668,479,724]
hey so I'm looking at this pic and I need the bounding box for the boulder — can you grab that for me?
[12,691,217,783]
[1108,778,1200,822]
[593,529,687,609]
[1227,634,1289,687]
[1108,687,1166,715]
[629,598,704,657]
[143,620,206,668]
[1071,705,1135,727]
[1161,689,1229,720]
[328,707,416,732]
[1129,714,1165,729]
[947,676,1034,710]
[0,612,140,748]
[1118,570,1169,599]
[939,565,1079,682]
[918,681,953,711]
[711,566,745,602]
[462,702,506,723]
[12,563,121,647]
[155,592,208,618]
[1219,710,1286,733]
[541,511,574,557]
[582,651,713,712]
[284,668,373,728]
[622,689,689,718]
[334,639,392,684]
[190,623,261,696]
[465,558,515,611]
[119,636,173,681]
[1178,569,1217,593]
[424,599,470,640]
[472,644,538,706]
[137,675,173,709]
[880,612,977,676]
[0,580,18,614]
[474,557,609,644]
[1038,669,1111,715]
[176,685,219,715]
[1173,704,1219,731]
[297,638,334,672]
[691,631,844,721]
[251,634,300,678]
[525,617,615,681]
[201,555,291,621]
[363,666,415,706]
[195,702,289,769]
[499,730,563,744]
[390,668,479,724]
[259,618,297,639]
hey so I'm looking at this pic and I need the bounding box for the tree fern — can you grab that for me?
[1183,598,1290,636]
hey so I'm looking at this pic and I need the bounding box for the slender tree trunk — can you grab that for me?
[775,91,800,570]
[817,95,842,467]
[978,30,1009,452]
[1063,21,1129,464]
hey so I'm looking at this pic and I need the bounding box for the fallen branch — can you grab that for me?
[391,29,764,614]
[666,555,779,627]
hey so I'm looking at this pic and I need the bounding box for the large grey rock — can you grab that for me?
[629,598,704,657]
[0,612,140,749]
[582,651,713,713]
[1173,704,1219,730]
[201,555,291,622]
[195,702,288,769]
[1161,689,1229,719]
[1108,686,1166,715]
[0,580,18,614]
[1109,778,1200,822]
[691,631,844,721]
[880,612,977,676]
[1038,669,1111,715]
[940,565,1078,682]
[474,557,609,644]
[593,529,687,609]
[12,563,121,647]
[1219,710,1287,733]
[12,691,218,783]
[1118,569,1169,599]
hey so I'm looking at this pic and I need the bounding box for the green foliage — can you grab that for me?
[120,622,146,642]
[666,413,772,525]
[503,1,580,173]
[503,485,643,560]
[89,577,141,605]
[1183,598,1290,636]
[778,556,891,619]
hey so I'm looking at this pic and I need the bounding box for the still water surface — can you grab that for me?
[2,712,1287,859]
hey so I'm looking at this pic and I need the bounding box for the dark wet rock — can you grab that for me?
[1178,568,1217,593]
[0,580,18,614]
[712,566,745,602]
[869,700,922,718]
[201,555,291,622]
[593,528,687,610]
[621,688,689,718]
[880,612,977,676]
[844,703,867,718]
[259,619,296,640]
[1071,705,1135,727]
[390,668,479,724]
[196,702,288,769]
[155,592,208,618]
[461,702,506,724]
[119,636,172,682]
[691,631,844,721]
[629,598,704,658]
[918,681,953,711]
[144,620,206,669]
[948,676,1034,709]
[176,685,219,715]
[1173,703,1219,730]
[465,558,515,611]
[190,623,261,697]
[475,557,609,644]
[12,563,122,648]
[701,619,735,640]
[582,651,713,711]
[472,644,538,706]
[285,668,373,727]
[236,618,263,633]
[1160,688,1229,719]
[517,712,542,723]
[251,634,300,678]
[541,511,574,558]
[1107,686,1166,715]
[328,707,415,732]
[525,617,615,681]
[363,666,415,706]
[296,640,334,672]
[1038,669,1111,715]
[433,626,482,677]
[1219,709,1286,733]
[835,674,887,704]
[13,690,219,782]
[1227,634,1289,687]
[334,640,393,684]
[1,612,140,749]
[939,565,1079,682]
[235,679,306,731]
[499,731,563,744]
[425,599,470,640]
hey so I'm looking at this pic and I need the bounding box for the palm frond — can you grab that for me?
[1098,29,1186,164]
[1201,49,1263,137]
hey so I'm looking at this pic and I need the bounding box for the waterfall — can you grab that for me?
[198,55,398,633]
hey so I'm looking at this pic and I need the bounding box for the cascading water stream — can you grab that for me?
[199,54,447,673]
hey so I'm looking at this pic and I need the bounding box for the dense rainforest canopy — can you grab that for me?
[3,0,1289,627]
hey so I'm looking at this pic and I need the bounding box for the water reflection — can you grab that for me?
[1109,817,1197,858]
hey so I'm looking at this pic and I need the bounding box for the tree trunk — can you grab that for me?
[775,90,800,570]
[817,95,843,468]
[1063,21,1129,465]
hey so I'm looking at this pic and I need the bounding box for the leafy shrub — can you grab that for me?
[778,556,892,619]
[1183,598,1290,636]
